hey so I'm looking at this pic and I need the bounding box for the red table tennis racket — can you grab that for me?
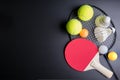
[65,38,113,78]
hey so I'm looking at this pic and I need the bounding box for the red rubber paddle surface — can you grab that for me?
[65,38,98,71]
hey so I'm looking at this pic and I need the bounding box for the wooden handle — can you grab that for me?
[91,60,113,78]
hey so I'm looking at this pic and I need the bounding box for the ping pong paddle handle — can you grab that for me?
[91,60,113,78]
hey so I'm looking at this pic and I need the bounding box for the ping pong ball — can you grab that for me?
[66,19,82,35]
[78,4,94,21]
[99,45,108,54]
[80,28,89,38]
[108,51,118,61]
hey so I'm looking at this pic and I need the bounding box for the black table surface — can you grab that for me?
[0,0,120,80]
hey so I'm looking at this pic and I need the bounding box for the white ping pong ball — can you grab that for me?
[99,45,108,54]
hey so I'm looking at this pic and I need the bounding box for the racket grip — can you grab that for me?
[91,60,113,78]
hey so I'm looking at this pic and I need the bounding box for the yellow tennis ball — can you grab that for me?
[108,51,118,61]
[78,4,94,21]
[66,19,82,35]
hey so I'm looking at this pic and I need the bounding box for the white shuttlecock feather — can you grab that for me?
[94,27,112,43]
[95,15,111,28]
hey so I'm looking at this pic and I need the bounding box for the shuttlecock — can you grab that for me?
[94,27,112,43]
[95,15,111,28]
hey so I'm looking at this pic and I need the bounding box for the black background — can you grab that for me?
[0,0,120,80]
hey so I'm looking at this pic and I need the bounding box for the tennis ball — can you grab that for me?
[78,4,94,21]
[108,51,118,61]
[99,45,108,54]
[79,28,89,38]
[66,19,82,35]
